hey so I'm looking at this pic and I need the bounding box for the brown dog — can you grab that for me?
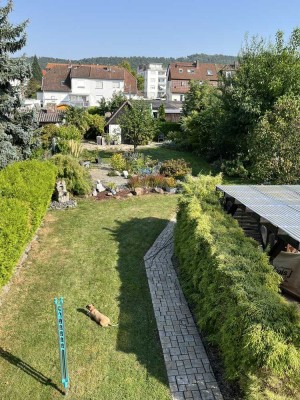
[86,304,113,327]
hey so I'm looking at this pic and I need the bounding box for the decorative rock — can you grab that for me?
[114,170,121,176]
[106,192,113,196]
[49,200,77,210]
[54,180,69,203]
[154,187,164,194]
[115,195,121,200]
[134,187,144,196]
[122,170,129,178]
[126,193,134,198]
[96,180,106,192]
[92,189,98,197]
[111,189,117,195]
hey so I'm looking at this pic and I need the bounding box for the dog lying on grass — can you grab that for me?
[86,304,117,327]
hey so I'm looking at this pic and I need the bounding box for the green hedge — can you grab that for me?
[174,175,300,399]
[0,160,57,287]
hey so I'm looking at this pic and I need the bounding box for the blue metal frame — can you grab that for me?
[54,297,69,390]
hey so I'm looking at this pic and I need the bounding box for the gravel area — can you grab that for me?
[89,165,128,187]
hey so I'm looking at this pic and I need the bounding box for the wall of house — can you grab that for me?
[71,78,124,106]
[37,91,70,106]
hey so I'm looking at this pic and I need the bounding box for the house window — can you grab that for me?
[150,85,156,90]
[180,81,188,87]
[225,71,232,78]
[179,68,183,73]
[187,69,195,73]
[206,70,213,76]
[180,95,185,101]
[112,82,120,88]
[96,80,103,89]
[150,78,156,83]
[158,78,165,83]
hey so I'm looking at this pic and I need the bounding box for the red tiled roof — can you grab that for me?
[168,62,223,81]
[42,63,137,94]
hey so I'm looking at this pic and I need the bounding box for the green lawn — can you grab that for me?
[0,195,178,400]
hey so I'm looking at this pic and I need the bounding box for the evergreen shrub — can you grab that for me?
[0,198,31,287]
[51,154,92,195]
[0,160,57,231]
[0,160,57,288]
[160,158,191,178]
[174,175,300,399]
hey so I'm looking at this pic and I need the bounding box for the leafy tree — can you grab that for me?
[85,113,105,139]
[137,75,144,91]
[118,100,157,152]
[249,95,300,183]
[158,103,166,121]
[64,106,89,133]
[181,82,224,158]
[220,28,300,158]
[0,0,39,168]
[96,92,127,116]
[119,60,144,91]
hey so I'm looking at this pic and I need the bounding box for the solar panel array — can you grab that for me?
[216,185,300,243]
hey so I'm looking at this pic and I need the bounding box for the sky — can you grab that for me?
[9,0,300,59]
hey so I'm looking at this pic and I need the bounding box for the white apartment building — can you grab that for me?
[137,63,167,99]
[37,63,138,107]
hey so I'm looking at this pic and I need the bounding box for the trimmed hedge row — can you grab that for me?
[174,175,300,400]
[0,160,57,287]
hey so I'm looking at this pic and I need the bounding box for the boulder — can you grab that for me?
[134,187,144,196]
[154,187,164,194]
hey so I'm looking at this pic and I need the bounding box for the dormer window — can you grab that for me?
[207,70,213,76]
[61,80,65,86]
[179,68,183,73]
[187,69,195,73]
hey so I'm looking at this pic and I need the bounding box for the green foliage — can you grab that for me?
[0,1,39,168]
[118,100,158,151]
[0,198,31,287]
[31,55,42,82]
[0,159,57,287]
[64,107,89,133]
[110,153,127,171]
[249,95,300,183]
[221,157,249,178]
[40,124,60,148]
[181,81,224,158]
[158,104,166,121]
[84,113,105,139]
[0,160,57,231]
[175,175,300,399]
[50,154,92,195]
[159,158,191,178]
[157,121,181,140]
[56,125,82,153]
[220,28,300,159]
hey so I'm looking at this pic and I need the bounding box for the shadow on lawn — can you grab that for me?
[0,347,65,395]
[108,217,170,387]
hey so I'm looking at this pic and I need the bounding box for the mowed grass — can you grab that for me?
[0,195,178,400]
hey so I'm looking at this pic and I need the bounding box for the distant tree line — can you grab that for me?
[23,53,237,71]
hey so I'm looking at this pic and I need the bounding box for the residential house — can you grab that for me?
[137,63,167,99]
[166,61,222,101]
[37,63,138,107]
[150,100,182,122]
[104,100,132,143]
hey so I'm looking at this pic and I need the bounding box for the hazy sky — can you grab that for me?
[10,0,300,59]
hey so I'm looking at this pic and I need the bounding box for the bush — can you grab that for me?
[175,175,300,399]
[0,160,57,231]
[51,154,92,195]
[110,153,127,171]
[0,198,31,287]
[157,121,181,140]
[0,160,57,288]
[221,158,249,178]
[128,174,169,189]
[40,124,60,149]
[56,125,82,154]
[160,158,191,178]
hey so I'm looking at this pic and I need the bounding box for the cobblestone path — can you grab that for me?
[144,221,223,400]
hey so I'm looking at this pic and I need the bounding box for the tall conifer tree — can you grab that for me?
[0,0,38,168]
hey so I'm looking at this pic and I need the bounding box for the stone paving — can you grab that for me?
[144,221,223,400]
